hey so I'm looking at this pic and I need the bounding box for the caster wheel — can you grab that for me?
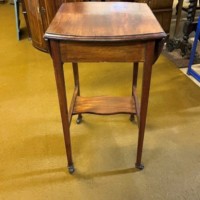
[68,165,75,174]
[135,163,144,170]
[130,114,135,122]
[76,115,82,124]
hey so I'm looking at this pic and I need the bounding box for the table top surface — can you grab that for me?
[44,2,166,42]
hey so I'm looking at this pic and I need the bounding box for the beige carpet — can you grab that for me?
[1,2,200,200]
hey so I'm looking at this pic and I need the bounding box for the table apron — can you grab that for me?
[59,41,146,62]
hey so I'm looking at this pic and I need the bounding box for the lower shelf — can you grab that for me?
[73,96,136,115]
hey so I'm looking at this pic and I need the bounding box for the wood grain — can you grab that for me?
[45,2,166,41]
[60,41,145,62]
[46,2,167,171]
[73,96,136,115]
[23,0,48,50]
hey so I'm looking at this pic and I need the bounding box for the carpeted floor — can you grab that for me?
[1,2,200,200]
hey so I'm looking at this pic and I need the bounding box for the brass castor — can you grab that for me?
[129,114,135,122]
[68,165,75,174]
[135,163,144,170]
[76,115,83,124]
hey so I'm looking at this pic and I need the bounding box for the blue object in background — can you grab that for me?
[187,15,200,82]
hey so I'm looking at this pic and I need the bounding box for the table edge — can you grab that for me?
[44,32,167,42]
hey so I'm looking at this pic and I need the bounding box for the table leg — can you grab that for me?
[50,41,74,173]
[130,62,138,122]
[72,62,82,124]
[135,41,155,170]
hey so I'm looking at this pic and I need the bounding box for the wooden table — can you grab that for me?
[44,2,166,174]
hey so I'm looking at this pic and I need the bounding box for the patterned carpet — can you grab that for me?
[162,40,200,86]
[162,41,192,69]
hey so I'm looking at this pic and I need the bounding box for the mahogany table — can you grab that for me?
[44,2,166,174]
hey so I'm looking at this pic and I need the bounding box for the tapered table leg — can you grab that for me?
[135,41,155,170]
[130,62,139,122]
[50,40,74,173]
[72,62,82,124]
